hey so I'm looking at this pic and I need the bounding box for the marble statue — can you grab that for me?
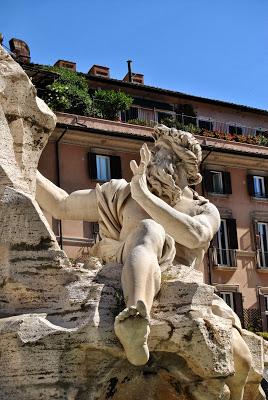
[0,44,265,399]
[36,125,254,399]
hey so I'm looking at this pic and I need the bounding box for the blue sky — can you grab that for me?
[1,0,268,109]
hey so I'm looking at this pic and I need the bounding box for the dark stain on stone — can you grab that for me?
[170,377,184,394]
[183,330,193,342]
[106,377,118,398]
[204,319,215,342]
[121,376,130,383]
[11,237,53,251]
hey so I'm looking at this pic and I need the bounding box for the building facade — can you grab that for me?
[10,39,268,332]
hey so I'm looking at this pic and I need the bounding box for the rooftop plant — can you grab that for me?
[92,89,133,121]
[42,67,93,116]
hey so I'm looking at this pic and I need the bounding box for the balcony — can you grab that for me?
[252,191,268,200]
[118,107,268,147]
[257,250,268,269]
[209,248,237,268]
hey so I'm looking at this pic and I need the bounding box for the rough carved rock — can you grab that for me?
[0,260,234,400]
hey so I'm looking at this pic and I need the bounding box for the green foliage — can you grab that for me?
[42,67,92,116]
[256,135,268,147]
[160,116,202,134]
[127,118,155,127]
[176,103,196,117]
[256,331,268,340]
[93,89,133,121]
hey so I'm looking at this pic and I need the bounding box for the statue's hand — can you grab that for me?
[130,143,151,202]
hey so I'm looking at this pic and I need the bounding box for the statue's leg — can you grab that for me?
[114,219,165,366]
[226,327,252,400]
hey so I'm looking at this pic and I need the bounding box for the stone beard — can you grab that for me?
[146,150,182,206]
[146,131,202,206]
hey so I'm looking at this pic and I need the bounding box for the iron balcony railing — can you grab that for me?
[35,87,268,137]
[120,106,268,137]
[209,247,237,268]
[256,250,268,269]
[252,191,268,199]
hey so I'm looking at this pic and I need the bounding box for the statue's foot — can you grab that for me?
[114,300,150,366]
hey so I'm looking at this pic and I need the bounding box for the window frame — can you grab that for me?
[264,295,268,314]
[219,291,235,311]
[257,222,268,268]
[216,219,230,266]
[211,170,224,194]
[95,154,111,181]
[253,175,266,198]
[198,117,214,131]
[228,124,243,135]
[89,152,122,181]
[204,169,232,195]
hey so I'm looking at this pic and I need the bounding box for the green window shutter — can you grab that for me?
[265,176,268,198]
[226,218,238,249]
[247,175,254,196]
[223,171,232,194]
[110,155,122,179]
[88,152,97,180]
[204,170,213,192]
[233,292,244,327]
[259,294,268,332]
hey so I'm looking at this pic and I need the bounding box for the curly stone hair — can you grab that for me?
[152,125,202,186]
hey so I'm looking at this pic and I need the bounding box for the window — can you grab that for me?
[157,111,174,124]
[123,106,139,122]
[219,291,235,310]
[198,119,213,131]
[210,218,238,267]
[257,222,268,268]
[264,295,268,312]
[89,153,122,181]
[204,170,232,195]
[253,176,266,198]
[138,108,156,123]
[216,220,230,265]
[96,155,111,181]
[217,290,244,325]
[256,129,268,136]
[247,175,268,198]
[229,125,242,135]
[259,292,268,331]
[211,171,223,193]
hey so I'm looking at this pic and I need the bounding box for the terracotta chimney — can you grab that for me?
[54,60,76,71]
[9,38,30,63]
[123,72,144,85]
[88,65,110,78]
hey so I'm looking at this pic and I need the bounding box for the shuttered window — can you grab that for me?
[219,291,234,310]
[210,218,238,267]
[198,119,213,131]
[204,170,232,194]
[259,294,268,331]
[247,175,268,198]
[229,125,243,135]
[89,153,122,181]
[217,291,244,327]
[256,222,268,268]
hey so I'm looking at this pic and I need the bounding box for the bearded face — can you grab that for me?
[146,145,185,206]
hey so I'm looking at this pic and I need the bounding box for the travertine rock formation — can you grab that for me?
[0,45,265,400]
[0,261,234,400]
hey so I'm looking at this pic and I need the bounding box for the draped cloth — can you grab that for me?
[89,179,175,268]
[89,179,241,331]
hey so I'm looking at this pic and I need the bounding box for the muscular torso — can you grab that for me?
[119,192,209,269]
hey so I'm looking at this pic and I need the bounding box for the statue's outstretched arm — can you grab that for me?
[36,171,99,222]
[130,144,220,249]
[137,191,219,249]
